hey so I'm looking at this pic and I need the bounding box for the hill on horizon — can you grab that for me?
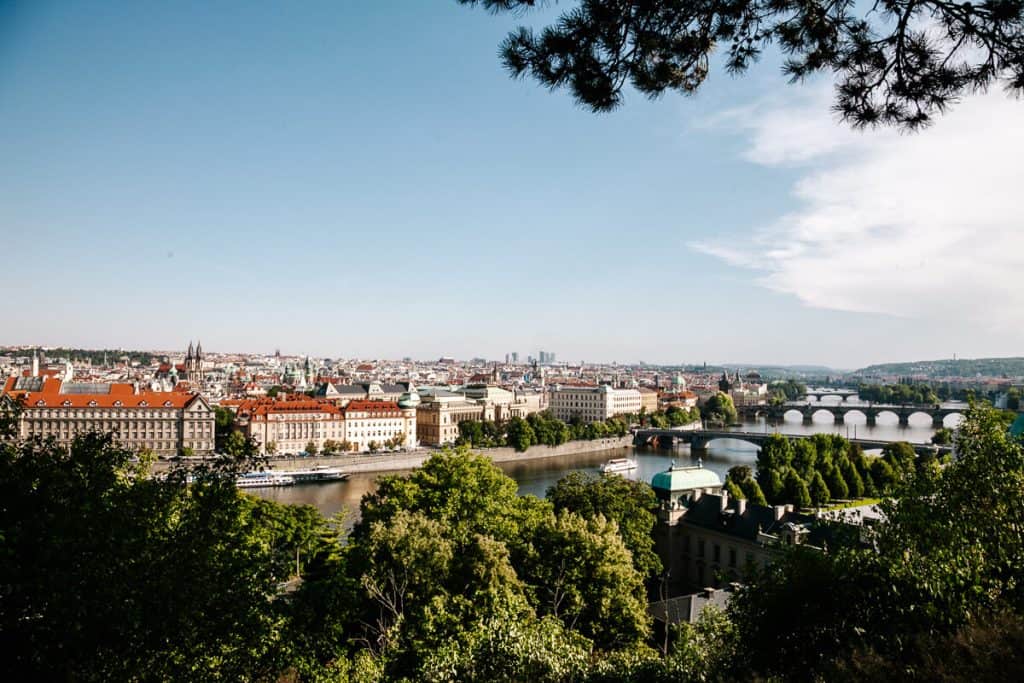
[853,357,1024,379]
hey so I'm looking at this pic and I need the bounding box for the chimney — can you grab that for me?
[720,491,729,512]
[735,498,747,515]
[785,504,795,513]
[774,505,786,521]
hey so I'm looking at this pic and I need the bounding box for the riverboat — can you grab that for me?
[236,471,295,488]
[285,465,349,484]
[600,457,638,474]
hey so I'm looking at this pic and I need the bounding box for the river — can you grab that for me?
[251,402,965,522]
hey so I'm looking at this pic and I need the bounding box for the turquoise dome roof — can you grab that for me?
[651,464,721,493]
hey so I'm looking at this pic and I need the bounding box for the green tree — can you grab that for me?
[0,431,327,680]
[808,470,831,507]
[932,426,954,445]
[792,439,818,478]
[458,0,1024,129]
[702,391,737,426]
[784,469,812,509]
[521,510,649,650]
[505,416,536,452]
[224,430,256,458]
[758,468,786,505]
[547,471,662,577]
[882,441,917,477]
[824,465,850,500]
[305,440,318,456]
[757,433,795,472]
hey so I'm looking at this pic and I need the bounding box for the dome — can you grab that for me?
[651,464,722,494]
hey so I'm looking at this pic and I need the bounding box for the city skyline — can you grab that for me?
[2,1,1021,367]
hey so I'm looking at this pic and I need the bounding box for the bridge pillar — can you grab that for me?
[932,414,946,428]
[898,412,910,427]
[866,412,877,427]
[802,411,814,425]
[834,411,845,425]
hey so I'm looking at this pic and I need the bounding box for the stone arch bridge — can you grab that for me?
[740,402,964,427]
[633,428,950,457]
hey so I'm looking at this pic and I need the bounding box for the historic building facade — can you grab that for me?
[2,377,214,456]
[547,384,642,423]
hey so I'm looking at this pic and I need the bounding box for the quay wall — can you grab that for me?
[152,435,633,475]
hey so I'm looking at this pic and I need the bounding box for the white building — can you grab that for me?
[548,384,642,423]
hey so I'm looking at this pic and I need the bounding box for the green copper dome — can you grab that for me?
[651,464,722,493]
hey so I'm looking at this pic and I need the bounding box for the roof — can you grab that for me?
[2,377,205,410]
[683,493,820,544]
[651,464,722,493]
[344,400,404,415]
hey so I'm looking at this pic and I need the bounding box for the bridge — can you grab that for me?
[633,428,950,457]
[739,401,965,427]
[799,389,859,402]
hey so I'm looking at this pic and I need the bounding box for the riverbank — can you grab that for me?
[152,435,634,476]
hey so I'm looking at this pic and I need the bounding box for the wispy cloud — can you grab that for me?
[694,84,1024,330]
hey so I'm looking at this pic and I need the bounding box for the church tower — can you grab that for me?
[184,340,204,388]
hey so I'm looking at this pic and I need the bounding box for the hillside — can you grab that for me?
[853,357,1024,379]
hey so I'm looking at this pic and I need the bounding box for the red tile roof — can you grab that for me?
[2,377,204,409]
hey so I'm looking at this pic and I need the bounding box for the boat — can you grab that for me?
[284,465,350,484]
[236,471,295,488]
[600,457,638,474]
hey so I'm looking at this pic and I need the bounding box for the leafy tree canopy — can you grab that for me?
[459,0,1024,129]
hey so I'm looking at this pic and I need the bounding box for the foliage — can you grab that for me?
[701,391,737,426]
[932,426,954,445]
[0,431,328,681]
[459,0,1024,129]
[858,382,939,404]
[728,403,1024,679]
[547,471,662,577]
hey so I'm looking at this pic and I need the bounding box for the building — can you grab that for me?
[314,381,410,406]
[232,396,346,455]
[342,400,417,452]
[547,384,642,423]
[638,387,660,415]
[230,395,417,454]
[415,390,488,446]
[2,376,214,456]
[650,463,826,594]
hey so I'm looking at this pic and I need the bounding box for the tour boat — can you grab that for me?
[285,465,349,484]
[236,471,295,488]
[600,457,638,474]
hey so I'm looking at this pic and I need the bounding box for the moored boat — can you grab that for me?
[285,465,349,484]
[236,471,295,488]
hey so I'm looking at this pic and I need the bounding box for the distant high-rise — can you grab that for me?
[511,352,519,363]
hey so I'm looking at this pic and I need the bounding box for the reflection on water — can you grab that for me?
[252,412,959,521]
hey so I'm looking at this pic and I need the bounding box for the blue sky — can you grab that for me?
[2,1,1020,368]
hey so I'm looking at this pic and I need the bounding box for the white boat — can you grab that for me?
[236,471,295,488]
[285,465,349,484]
[600,457,638,474]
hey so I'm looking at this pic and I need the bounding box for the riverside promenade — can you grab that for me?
[151,435,634,476]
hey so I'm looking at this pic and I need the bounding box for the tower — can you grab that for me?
[184,340,204,387]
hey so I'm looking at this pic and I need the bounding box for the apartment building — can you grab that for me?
[547,384,642,423]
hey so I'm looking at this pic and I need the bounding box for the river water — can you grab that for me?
[252,403,966,521]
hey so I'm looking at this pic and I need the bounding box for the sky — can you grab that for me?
[1,0,1021,369]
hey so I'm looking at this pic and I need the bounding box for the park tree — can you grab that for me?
[791,439,818,477]
[547,471,662,577]
[757,433,795,472]
[458,0,1024,129]
[883,441,917,477]
[727,465,768,506]
[808,470,831,507]
[305,440,318,456]
[824,464,850,500]
[758,467,786,505]
[784,469,812,509]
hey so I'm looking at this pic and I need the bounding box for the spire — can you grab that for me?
[196,340,202,358]
[187,341,194,360]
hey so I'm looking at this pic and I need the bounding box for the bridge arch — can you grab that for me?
[698,435,763,452]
